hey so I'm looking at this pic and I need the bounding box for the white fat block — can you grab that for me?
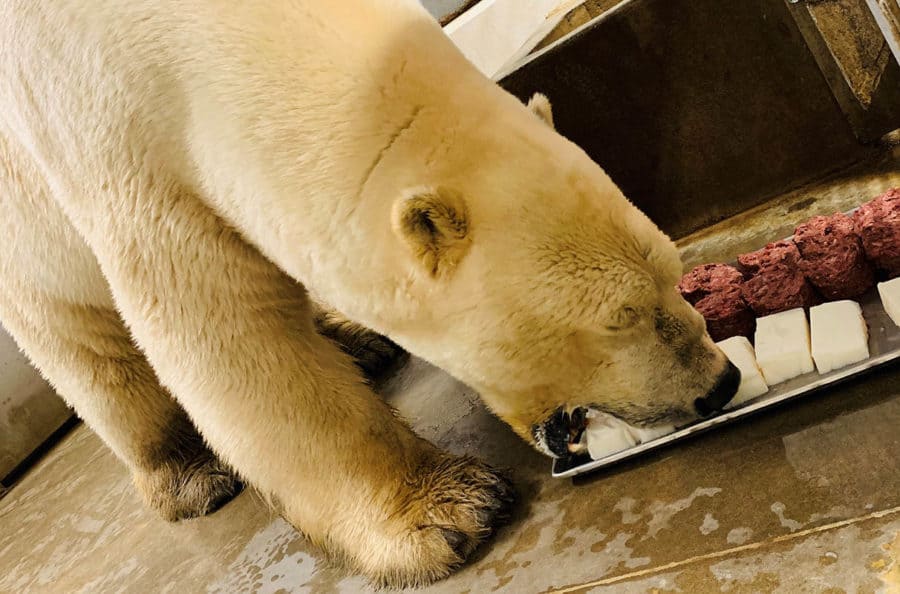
[584,414,635,460]
[715,336,768,406]
[754,308,814,385]
[879,278,900,328]
[630,424,675,442]
[809,300,869,374]
[583,411,674,460]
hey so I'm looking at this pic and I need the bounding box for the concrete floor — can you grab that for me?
[2,150,900,593]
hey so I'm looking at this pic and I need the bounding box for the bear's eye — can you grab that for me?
[604,306,640,332]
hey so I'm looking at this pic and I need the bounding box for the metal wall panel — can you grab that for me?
[499,0,890,238]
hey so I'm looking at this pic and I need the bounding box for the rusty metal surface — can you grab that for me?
[499,0,884,238]
[866,0,900,63]
[802,0,892,109]
[787,0,900,142]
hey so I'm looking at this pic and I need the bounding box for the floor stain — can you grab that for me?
[726,527,754,545]
[642,487,722,541]
[699,513,720,536]
[770,502,804,532]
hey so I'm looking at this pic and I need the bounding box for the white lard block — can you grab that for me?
[809,300,869,374]
[716,336,769,407]
[754,308,814,384]
[878,277,900,328]
[583,411,674,460]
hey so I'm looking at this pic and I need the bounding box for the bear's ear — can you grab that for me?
[526,93,554,129]
[392,186,471,278]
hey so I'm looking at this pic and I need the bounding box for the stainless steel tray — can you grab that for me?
[551,285,900,479]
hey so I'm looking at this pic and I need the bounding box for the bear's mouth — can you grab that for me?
[535,404,696,459]
[531,407,589,458]
[567,407,590,454]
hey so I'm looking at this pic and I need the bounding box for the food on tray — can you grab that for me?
[793,213,874,299]
[679,264,754,340]
[809,300,869,374]
[678,263,745,303]
[583,410,673,460]
[693,288,755,342]
[738,241,819,316]
[583,415,634,460]
[879,278,900,327]
[853,188,900,278]
[566,190,900,474]
[715,336,768,406]
[753,308,814,384]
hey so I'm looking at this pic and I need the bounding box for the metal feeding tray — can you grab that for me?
[552,283,900,479]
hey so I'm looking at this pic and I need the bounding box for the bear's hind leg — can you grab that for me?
[0,275,242,521]
[0,136,240,520]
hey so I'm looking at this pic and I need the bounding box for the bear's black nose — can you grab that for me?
[694,361,741,416]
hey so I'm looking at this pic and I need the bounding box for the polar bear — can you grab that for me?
[0,0,738,587]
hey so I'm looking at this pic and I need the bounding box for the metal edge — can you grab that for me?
[785,0,900,142]
[492,0,638,82]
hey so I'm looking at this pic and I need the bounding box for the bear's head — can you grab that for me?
[388,94,738,458]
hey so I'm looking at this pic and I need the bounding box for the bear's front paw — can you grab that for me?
[314,311,407,380]
[363,455,515,588]
[346,331,407,381]
[413,455,515,558]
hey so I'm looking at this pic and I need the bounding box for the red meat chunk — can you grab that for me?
[793,213,874,299]
[853,188,900,278]
[678,263,753,340]
[693,286,756,341]
[738,240,818,316]
[678,263,744,304]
